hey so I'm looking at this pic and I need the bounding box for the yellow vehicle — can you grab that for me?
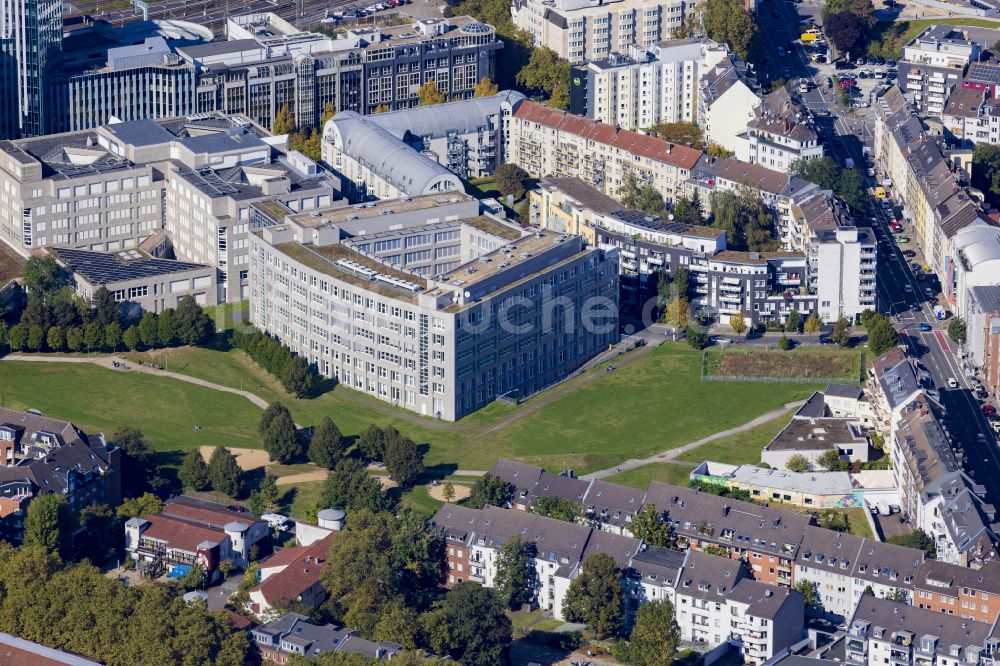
[801,29,821,41]
[874,187,887,199]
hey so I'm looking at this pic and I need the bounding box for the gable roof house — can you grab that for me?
[248,534,338,620]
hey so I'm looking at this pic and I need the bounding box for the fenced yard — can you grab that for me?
[703,348,864,384]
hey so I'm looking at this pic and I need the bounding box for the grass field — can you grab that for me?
[0,343,820,485]
[606,463,695,489]
[704,348,863,382]
[674,409,796,465]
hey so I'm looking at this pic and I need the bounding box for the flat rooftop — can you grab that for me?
[272,241,427,303]
[442,229,570,286]
[730,465,854,495]
[287,194,476,229]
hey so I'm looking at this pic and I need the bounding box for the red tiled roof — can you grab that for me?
[253,534,337,605]
[513,101,702,170]
[162,501,258,529]
[141,515,224,553]
[225,610,254,630]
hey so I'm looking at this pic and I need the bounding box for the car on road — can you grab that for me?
[783,67,792,78]
[948,377,959,388]
[778,46,786,56]
[711,336,733,346]
[984,404,997,416]
[899,236,910,243]
[772,9,780,17]
[904,284,913,293]
[919,323,932,331]
[977,433,988,444]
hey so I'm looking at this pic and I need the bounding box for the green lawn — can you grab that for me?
[872,18,1000,59]
[0,361,261,467]
[282,480,326,520]
[674,409,796,465]
[396,484,444,516]
[0,343,820,477]
[843,508,875,540]
[606,463,695,489]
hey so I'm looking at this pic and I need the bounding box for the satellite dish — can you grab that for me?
[464,291,471,298]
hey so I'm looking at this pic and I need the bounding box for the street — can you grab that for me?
[756,0,1000,502]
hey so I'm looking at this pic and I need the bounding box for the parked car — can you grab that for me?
[261,513,292,531]
[899,236,910,243]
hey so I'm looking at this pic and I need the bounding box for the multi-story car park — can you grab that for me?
[247,193,620,420]
[512,0,694,63]
[177,13,501,131]
[0,113,338,302]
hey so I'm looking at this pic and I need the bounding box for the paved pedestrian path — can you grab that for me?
[579,399,805,481]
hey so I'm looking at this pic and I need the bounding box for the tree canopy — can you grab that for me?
[493,536,536,609]
[309,417,346,469]
[620,173,668,217]
[317,458,394,514]
[562,553,625,639]
[516,47,570,110]
[467,474,514,509]
[611,599,681,666]
[704,0,760,60]
[208,447,243,498]
[417,81,446,106]
[646,122,704,150]
[421,583,512,666]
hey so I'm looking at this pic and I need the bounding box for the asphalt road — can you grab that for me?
[757,0,1000,502]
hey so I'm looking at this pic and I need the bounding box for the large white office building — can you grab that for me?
[247,193,620,420]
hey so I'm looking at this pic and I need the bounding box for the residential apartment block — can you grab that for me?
[568,39,731,130]
[508,100,703,206]
[0,408,121,544]
[247,193,620,420]
[252,613,403,662]
[533,177,874,325]
[697,56,761,155]
[736,88,823,173]
[913,560,1000,625]
[322,91,524,199]
[845,596,1000,666]
[512,0,693,63]
[898,26,981,117]
[0,113,338,302]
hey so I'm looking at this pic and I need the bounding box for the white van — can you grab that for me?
[261,513,291,531]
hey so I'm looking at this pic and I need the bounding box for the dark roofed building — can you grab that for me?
[251,613,403,662]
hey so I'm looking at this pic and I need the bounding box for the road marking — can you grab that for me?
[934,330,951,354]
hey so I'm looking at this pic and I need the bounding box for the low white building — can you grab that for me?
[697,57,760,154]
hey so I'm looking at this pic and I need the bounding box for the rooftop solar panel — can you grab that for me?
[53,248,208,285]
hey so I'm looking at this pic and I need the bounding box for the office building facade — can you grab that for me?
[0,0,62,138]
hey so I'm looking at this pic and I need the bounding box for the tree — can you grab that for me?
[825,11,865,55]
[174,296,214,346]
[65,326,83,352]
[249,474,279,516]
[494,164,529,198]
[815,510,849,532]
[179,449,211,491]
[795,579,821,611]
[473,76,499,97]
[563,553,625,639]
[704,0,759,60]
[685,324,709,350]
[104,322,122,351]
[272,104,295,135]
[948,317,967,345]
[786,454,811,473]
[646,121,704,150]
[384,430,424,488]
[91,286,120,326]
[730,312,747,339]
[707,143,733,158]
[672,195,703,226]
[116,492,164,519]
[620,172,667,217]
[45,325,64,352]
[630,504,675,548]
[208,447,243,498]
[7,324,26,352]
[123,325,140,351]
[777,334,792,350]
[358,424,389,462]
[832,317,851,347]
[973,144,1000,203]
[818,449,848,471]
[612,599,681,666]
[468,473,514,509]
[308,416,345,469]
[422,583,512,666]
[516,46,570,109]
[23,494,75,555]
[26,324,44,351]
[709,189,778,252]
[786,308,801,333]
[82,322,102,351]
[663,296,689,329]
[23,255,68,297]
[260,403,303,464]
[887,588,908,603]
[320,101,336,126]
[804,313,821,339]
[888,529,935,557]
[442,482,456,503]
[317,458,393,513]
[493,536,535,610]
[529,495,581,522]
[867,316,900,355]
[138,312,158,348]
[156,308,177,347]
[418,81,446,106]
[111,426,160,498]
[77,503,121,565]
